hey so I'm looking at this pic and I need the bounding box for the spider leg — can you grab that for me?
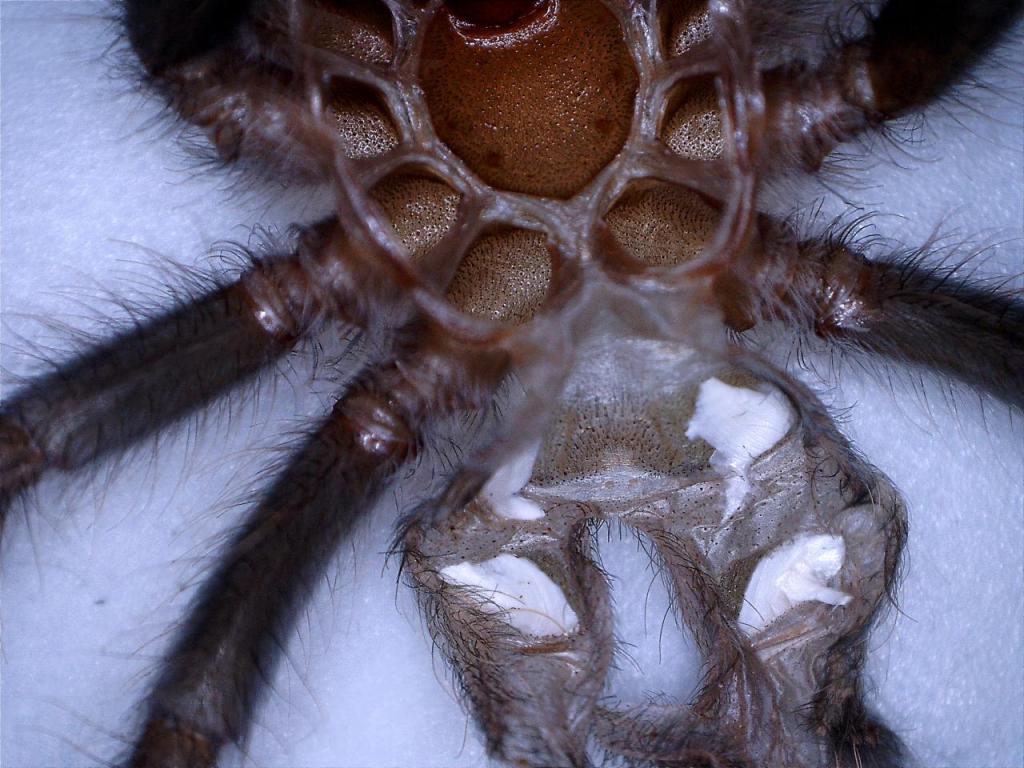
[790,237,1024,408]
[122,0,373,183]
[761,0,1024,171]
[405,517,613,768]
[0,222,341,516]
[725,226,1024,407]
[126,332,508,768]
[590,529,783,768]
[122,0,254,76]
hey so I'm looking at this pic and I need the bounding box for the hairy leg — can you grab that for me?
[127,368,412,767]
[121,0,381,182]
[761,0,1024,171]
[785,236,1023,407]
[123,0,255,75]
[127,332,508,766]
[0,222,341,516]
[722,223,1024,408]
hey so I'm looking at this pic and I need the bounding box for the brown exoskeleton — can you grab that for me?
[1,1,1022,766]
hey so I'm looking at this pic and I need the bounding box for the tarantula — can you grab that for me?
[2,1,1023,767]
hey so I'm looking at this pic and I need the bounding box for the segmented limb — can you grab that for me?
[788,238,1024,408]
[592,530,785,768]
[126,369,410,767]
[123,0,254,75]
[127,331,508,767]
[760,0,1024,170]
[0,222,337,516]
[405,517,614,768]
[121,0,363,181]
[723,225,1024,408]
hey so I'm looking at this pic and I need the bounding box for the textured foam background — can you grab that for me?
[1,3,1022,767]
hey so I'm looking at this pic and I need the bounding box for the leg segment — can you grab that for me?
[0,223,336,515]
[122,0,381,182]
[128,377,409,768]
[123,0,254,75]
[795,238,1024,407]
[736,230,1024,408]
[853,0,1024,118]
[126,333,508,767]
[761,0,1024,170]
[406,517,614,768]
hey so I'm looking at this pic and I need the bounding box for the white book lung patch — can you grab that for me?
[738,534,852,636]
[686,377,795,521]
[440,554,579,637]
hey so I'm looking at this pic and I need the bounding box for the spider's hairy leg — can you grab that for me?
[404,518,613,768]
[0,222,338,517]
[722,220,1024,407]
[785,236,1024,408]
[121,0,342,182]
[760,0,1024,171]
[591,529,781,768]
[122,0,253,76]
[847,0,1023,117]
[126,330,508,768]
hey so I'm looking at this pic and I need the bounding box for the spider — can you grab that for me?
[0,0,1019,765]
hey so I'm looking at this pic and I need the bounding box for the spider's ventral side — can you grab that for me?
[1,1,1022,767]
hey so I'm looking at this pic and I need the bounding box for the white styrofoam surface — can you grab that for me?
[1,4,1022,767]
